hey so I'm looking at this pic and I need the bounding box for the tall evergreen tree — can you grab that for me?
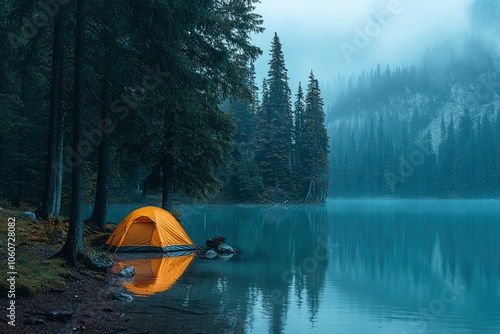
[299,72,329,202]
[257,33,293,200]
[291,83,305,199]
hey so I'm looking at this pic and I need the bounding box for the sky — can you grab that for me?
[251,0,476,97]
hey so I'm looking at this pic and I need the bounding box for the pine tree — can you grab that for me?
[291,83,305,199]
[257,33,293,200]
[298,72,330,202]
[255,79,272,193]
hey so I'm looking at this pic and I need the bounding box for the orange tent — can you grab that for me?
[113,254,195,295]
[105,206,197,252]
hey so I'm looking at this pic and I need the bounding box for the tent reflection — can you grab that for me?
[113,253,195,296]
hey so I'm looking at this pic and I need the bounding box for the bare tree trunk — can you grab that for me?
[42,12,64,218]
[54,38,65,217]
[54,128,63,216]
[54,0,86,266]
[87,46,112,230]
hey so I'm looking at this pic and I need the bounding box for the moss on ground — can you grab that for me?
[0,202,113,297]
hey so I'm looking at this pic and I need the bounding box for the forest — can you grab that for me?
[2,1,499,250]
[0,0,330,261]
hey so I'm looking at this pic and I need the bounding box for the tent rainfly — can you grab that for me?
[105,206,197,252]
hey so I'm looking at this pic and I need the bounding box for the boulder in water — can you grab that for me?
[216,243,236,254]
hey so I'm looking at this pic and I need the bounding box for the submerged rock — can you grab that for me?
[118,266,135,277]
[219,253,234,261]
[205,249,218,259]
[112,292,133,302]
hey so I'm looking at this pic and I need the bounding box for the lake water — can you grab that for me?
[104,200,500,333]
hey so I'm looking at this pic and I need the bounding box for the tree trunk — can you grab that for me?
[54,123,64,217]
[162,156,174,211]
[55,0,86,266]
[87,47,112,231]
[54,40,65,217]
[42,12,63,219]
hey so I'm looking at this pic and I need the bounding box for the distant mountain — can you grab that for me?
[472,0,500,68]
[325,34,500,198]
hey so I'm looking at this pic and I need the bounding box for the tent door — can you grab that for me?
[124,220,156,246]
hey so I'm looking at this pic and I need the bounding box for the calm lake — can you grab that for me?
[99,200,500,333]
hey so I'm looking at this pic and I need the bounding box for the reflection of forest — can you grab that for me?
[327,200,500,330]
[114,201,500,333]
[180,205,331,333]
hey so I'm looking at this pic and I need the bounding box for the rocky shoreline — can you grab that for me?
[1,263,221,334]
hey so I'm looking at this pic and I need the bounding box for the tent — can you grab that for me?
[105,206,197,252]
[113,254,195,295]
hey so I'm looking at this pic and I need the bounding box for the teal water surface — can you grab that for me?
[104,200,500,334]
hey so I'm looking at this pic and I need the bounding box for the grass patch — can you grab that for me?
[14,256,70,296]
[0,203,108,296]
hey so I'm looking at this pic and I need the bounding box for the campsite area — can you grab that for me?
[3,202,500,333]
[1,0,500,333]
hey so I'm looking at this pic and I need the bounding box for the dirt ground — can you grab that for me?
[0,269,211,334]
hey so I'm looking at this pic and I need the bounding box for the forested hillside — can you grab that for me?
[327,37,500,198]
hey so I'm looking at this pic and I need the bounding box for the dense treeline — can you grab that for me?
[330,109,500,198]
[222,34,330,203]
[329,37,500,198]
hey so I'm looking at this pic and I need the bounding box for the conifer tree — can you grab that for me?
[291,83,305,199]
[298,72,330,202]
[257,33,293,200]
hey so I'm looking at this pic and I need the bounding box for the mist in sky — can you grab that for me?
[252,0,476,93]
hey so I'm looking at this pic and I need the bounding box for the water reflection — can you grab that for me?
[113,253,195,296]
[177,205,331,333]
[111,200,500,333]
